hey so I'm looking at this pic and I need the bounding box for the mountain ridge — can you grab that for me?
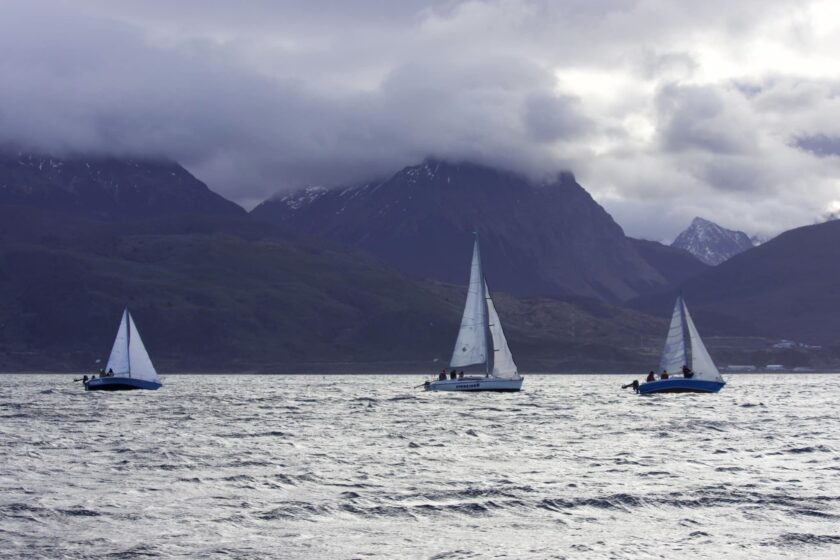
[252,159,707,303]
[0,150,245,220]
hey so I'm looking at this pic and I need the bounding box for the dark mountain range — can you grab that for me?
[0,204,668,372]
[0,150,244,220]
[636,219,840,347]
[0,151,675,372]
[252,160,706,302]
[671,217,754,265]
[5,151,831,372]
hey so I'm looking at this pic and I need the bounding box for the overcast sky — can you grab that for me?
[2,0,840,240]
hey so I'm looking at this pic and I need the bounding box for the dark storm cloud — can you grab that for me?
[523,94,592,142]
[0,0,838,237]
[656,83,757,156]
[795,135,840,158]
[0,0,589,205]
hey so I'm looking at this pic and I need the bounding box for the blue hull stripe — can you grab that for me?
[85,377,162,391]
[638,378,725,394]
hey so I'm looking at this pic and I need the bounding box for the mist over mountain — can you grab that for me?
[671,217,754,265]
[252,160,706,303]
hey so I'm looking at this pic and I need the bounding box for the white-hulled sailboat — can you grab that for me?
[424,236,523,392]
[84,308,162,391]
[635,296,725,394]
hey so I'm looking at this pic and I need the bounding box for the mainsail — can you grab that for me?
[658,297,688,374]
[450,238,488,368]
[105,308,159,383]
[105,309,130,375]
[486,282,518,379]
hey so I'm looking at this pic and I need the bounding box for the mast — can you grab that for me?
[478,234,491,375]
[679,296,691,370]
[126,309,132,378]
[659,296,688,374]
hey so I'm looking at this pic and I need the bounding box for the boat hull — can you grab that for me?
[425,377,523,392]
[638,378,724,394]
[85,377,162,391]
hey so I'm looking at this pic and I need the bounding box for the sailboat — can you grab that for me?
[637,296,725,394]
[424,236,523,392]
[84,308,162,391]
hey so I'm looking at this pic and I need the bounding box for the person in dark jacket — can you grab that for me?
[646,371,656,382]
[682,365,694,378]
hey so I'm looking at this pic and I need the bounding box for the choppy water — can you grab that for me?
[1,374,839,559]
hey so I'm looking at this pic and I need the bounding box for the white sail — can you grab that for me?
[105,309,130,375]
[126,312,159,382]
[450,238,488,368]
[658,297,687,374]
[104,308,159,382]
[486,282,518,379]
[683,303,723,382]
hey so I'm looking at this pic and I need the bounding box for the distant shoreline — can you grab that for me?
[3,371,840,375]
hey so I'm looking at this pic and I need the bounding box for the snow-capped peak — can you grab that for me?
[671,217,754,265]
[277,185,328,210]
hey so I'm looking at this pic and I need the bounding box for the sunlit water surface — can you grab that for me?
[1,374,839,559]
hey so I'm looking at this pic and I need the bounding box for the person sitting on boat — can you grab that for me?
[438,370,446,381]
[450,370,457,380]
[646,371,655,382]
[682,365,694,378]
[98,368,104,376]
[82,375,89,383]
[660,370,669,380]
[458,371,464,379]
[107,368,114,377]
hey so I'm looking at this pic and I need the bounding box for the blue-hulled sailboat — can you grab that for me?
[635,296,725,394]
[84,308,162,391]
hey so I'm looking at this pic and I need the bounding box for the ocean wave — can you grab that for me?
[773,533,840,546]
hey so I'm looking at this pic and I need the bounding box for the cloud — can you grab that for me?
[656,83,758,156]
[795,134,840,157]
[523,93,592,142]
[1,0,839,237]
